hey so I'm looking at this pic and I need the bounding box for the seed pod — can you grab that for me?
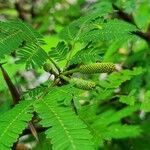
[79,63,116,74]
[43,63,52,72]
[70,78,96,90]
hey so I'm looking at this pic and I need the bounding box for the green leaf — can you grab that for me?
[0,20,47,68]
[104,124,141,139]
[0,100,34,150]
[91,123,141,146]
[79,19,138,42]
[103,40,124,61]
[119,89,136,106]
[17,44,48,69]
[90,1,113,15]
[70,45,103,64]
[141,91,150,112]
[59,13,101,42]
[60,10,138,43]
[90,104,141,146]
[0,20,44,45]
[49,41,69,62]
[99,67,144,89]
[34,87,94,150]
[0,28,24,59]
[93,104,140,127]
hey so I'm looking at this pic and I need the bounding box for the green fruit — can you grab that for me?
[70,78,96,90]
[43,63,52,72]
[79,63,116,74]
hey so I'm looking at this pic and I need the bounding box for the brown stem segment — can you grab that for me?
[112,4,136,26]
[0,64,20,105]
[0,63,39,148]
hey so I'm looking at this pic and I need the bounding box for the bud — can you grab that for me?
[79,63,116,74]
[43,63,52,72]
[70,78,96,90]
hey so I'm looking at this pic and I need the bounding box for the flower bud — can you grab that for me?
[79,63,116,74]
[43,63,52,72]
[70,78,96,90]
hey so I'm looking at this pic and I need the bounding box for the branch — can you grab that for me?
[31,0,37,18]
[132,31,150,42]
[112,4,150,43]
[0,64,20,105]
[14,0,30,20]
[48,57,61,73]
[112,4,136,26]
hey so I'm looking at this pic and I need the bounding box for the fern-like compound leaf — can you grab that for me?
[0,100,34,150]
[70,45,103,64]
[49,41,69,62]
[17,44,48,69]
[0,20,48,68]
[34,87,94,150]
[79,19,138,42]
[90,1,113,15]
[99,67,144,89]
[59,13,100,42]
[0,20,44,45]
[60,12,138,43]
[90,104,141,146]
[0,28,24,59]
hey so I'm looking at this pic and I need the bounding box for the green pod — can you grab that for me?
[70,78,96,90]
[43,63,52,72]
[79,63,116,74]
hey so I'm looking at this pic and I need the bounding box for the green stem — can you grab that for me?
[48,57,61,73]
[62,68,79,75]
[51,69,59,78]
[65,42,75,69]
[59,75,70,82]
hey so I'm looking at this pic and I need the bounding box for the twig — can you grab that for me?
[0,64,20,105]
[48,57,61,73]
[62,68,79,75]
[112,4,136,26]
[112,3,150,43]
[15,0,26,20]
